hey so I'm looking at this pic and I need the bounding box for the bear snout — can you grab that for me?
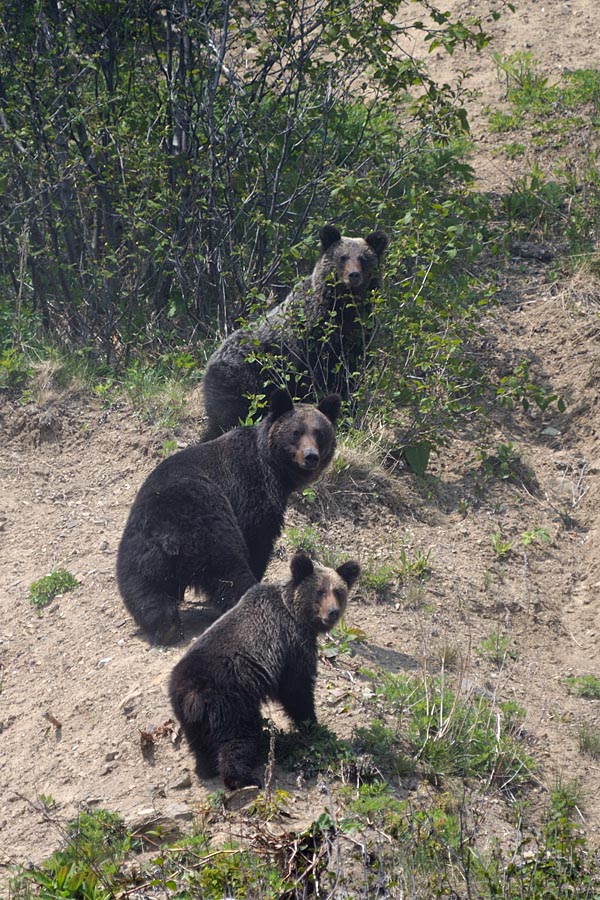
[302,447,320,469]
[325,604,341,625]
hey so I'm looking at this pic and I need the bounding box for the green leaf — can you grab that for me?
[404,443,431,475]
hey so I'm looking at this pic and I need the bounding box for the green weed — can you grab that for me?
[491,531,513,560]
[29,570,79,610]
[564,674,600,699]
[360,560,398,596]
[160,438,178,457]
[577,723,600,759]
[323,620,368,660]
[283,524,321,555]
[477,630,517,666]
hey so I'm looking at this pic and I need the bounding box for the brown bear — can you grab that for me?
[202,225,390,437]
[116,390,341,645]
[169,550,361,789]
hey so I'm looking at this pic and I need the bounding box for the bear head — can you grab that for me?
[314,225,390,298]
[265,389,341,487]
[290,550,361,633]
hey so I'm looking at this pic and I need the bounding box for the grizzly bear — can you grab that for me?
[116,390,341,645]
[169,550,361,789]
[202,225,390,437]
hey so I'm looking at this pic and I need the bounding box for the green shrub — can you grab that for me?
[29,570,79,610]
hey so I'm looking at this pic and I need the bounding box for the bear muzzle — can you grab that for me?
[302,448,320,469]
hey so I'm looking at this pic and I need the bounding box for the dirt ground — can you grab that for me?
[1,0,600,889]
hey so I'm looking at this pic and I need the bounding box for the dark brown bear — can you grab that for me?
[116,390,341,645]
[202,225,390,438]
[169,551,361,789]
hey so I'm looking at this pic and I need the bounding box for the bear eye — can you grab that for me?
[316,588,326,599]
[339,254,349,263]
[292,428,302,440]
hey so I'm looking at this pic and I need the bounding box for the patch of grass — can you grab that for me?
[503,141,527,159]
[564,674,600,699]
[360,560,398,596]
[367,671,535,789]
[275,722,354,779]
[353,719,415,778]
[160,438,178,457]
[477,630,517,666]
[283,524,321,555]
[577,723,600,759]
[549,776,584,819]
[29,569,79,610]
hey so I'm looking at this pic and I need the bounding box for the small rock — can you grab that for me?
[120,688,142,716]
[105,750,119,762]
[168,771,192,791]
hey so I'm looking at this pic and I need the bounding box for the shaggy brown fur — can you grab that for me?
[202,225,390,437]
[116,391,341,645]
[169,551,361,789]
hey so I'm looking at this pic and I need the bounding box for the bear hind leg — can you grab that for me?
[123,581,183,645]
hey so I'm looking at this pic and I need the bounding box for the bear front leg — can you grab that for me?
[277,677,317,728]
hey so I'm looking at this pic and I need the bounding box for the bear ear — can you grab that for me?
[269,388,294,421]
[366,230,390,259]
[336,560,361,588]
[291,550,314,584]
[317,393,341,424]
[320,225,341,252]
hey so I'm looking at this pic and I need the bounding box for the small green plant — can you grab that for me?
[496,360,566,414]
[564,674,600,699]
[360,560,398,596]
[353,720,415,777]
[0,347,31,388]
[323,620,368,659]
[577,723,600,759]
[29,570,79,610]
[397,546,432,580]
[283,524,321,555]
[478,442,521,481]
[491,531,513,559]
[160,438,178,457]
[521,527,551,547]
[477,630,517,666]
[246,789,291,821]
[37,794,57,811]
[549,776,584,819]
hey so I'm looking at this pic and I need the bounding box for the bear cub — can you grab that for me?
[202,224,390,438]
[117,390,341,645]
[169,551,361,789]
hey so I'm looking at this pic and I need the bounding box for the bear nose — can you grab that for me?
[326,605,341,624]
[348,270,361,283]
[303,448,320,469]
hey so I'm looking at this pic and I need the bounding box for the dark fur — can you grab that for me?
[202,225,390,437]
[116,390,341,644]
[169,551,361,789]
